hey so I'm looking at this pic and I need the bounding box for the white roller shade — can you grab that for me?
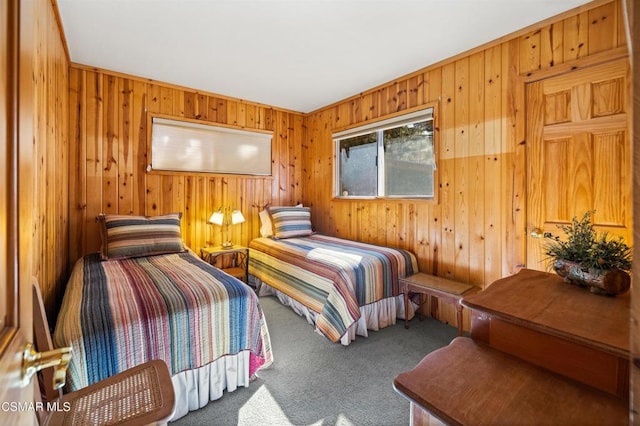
[151,117,272,175]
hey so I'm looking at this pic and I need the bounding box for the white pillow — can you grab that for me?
[259,209,273,237]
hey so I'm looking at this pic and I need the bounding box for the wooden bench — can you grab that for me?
[399,273,476,335]
[393,337,628,426]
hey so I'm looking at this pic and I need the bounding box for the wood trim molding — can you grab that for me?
[521,46,629,82]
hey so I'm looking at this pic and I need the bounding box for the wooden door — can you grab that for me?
[0,0,36,423]
[526,59,631,271]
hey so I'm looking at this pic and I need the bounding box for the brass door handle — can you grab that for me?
[530,228,544,238]
[22,343,72,389]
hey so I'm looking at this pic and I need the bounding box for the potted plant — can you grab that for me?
[543,211,632,296]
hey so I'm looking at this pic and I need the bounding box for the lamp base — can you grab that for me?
[221,241,234,248]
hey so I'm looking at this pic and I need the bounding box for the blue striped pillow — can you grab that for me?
[97,213,185,260]
[268,206,313,239]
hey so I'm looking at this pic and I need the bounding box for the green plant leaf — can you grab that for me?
[543,210,632,271]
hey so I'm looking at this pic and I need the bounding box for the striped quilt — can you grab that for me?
[249,235,418,342]
[53,251,272,391]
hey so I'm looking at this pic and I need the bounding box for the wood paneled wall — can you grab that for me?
[28,0,70,320]
[302,0,629,325]
[68,66,305,266]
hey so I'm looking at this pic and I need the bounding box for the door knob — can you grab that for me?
[22,343,72,389]
[530,228,544,238]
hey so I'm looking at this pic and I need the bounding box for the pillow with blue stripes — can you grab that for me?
[268,206,313,239]
[97,213,185,260]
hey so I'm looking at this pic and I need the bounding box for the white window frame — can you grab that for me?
[333,105,437,200]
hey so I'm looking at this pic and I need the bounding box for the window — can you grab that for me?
[334,106,436,198]
[149,115,272,175]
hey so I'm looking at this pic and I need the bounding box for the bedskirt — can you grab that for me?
[171,351,251,420]
[253,277,416,345]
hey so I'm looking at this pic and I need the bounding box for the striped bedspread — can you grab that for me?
[53,251,272,391]
[249,235,418,342]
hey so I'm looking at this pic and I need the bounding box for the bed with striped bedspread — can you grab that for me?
[249,234,418,343]
[53,251,272,393]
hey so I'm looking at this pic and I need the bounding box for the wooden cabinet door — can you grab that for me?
[526,59,631,271]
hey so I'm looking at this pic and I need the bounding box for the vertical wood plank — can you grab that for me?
[360,93,372,123]
[85,71,103,254]
[483,45,503,288]
[503,39,526,276]
[118,78,133,215]
[227,100,238,126]
[413,203,429,272]
[395,80,408,113]
[184,91,196,119]
[588,1,618,55]
[351,97,362,124]
[369,89,380,121]
[145,84,162,215]
[453,58,470,283]
[173,89,185,117]
[102,75,118,214]
[197,93,208,121]
[519,29,541,75]
[276,111,289,203]
[335,102,349,130]
[439,62,455,278]
[236,101,247,127]
[215,98,227,124]
[468,52,485,287]
[183,176,195,247]
[160,87,173,116]
[540,22,564,69]
[563,12,589,61]
[427,69,442,276]
[160,176,174,214]
[407,74,424,109]
[246,103,256,128]
[68,67,85,263]
[132,80,147,216]
[291,113,303,203]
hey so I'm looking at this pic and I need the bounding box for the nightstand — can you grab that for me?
[200,245,249,283]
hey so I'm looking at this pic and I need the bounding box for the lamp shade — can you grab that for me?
[231,210,245,225]
[209,211,224,226]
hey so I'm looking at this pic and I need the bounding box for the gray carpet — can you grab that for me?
[172,295,457,426]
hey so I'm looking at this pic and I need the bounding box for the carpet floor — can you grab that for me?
[172,295,458,426]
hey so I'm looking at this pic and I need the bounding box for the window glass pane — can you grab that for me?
[334,106,436,199]
[383,120,434,197]
[339,133,377,196]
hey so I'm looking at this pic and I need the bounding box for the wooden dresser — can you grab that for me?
[393,269,630,425]
[465,268,630,398]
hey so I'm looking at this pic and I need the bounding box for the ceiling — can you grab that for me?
[56,0,593,113]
